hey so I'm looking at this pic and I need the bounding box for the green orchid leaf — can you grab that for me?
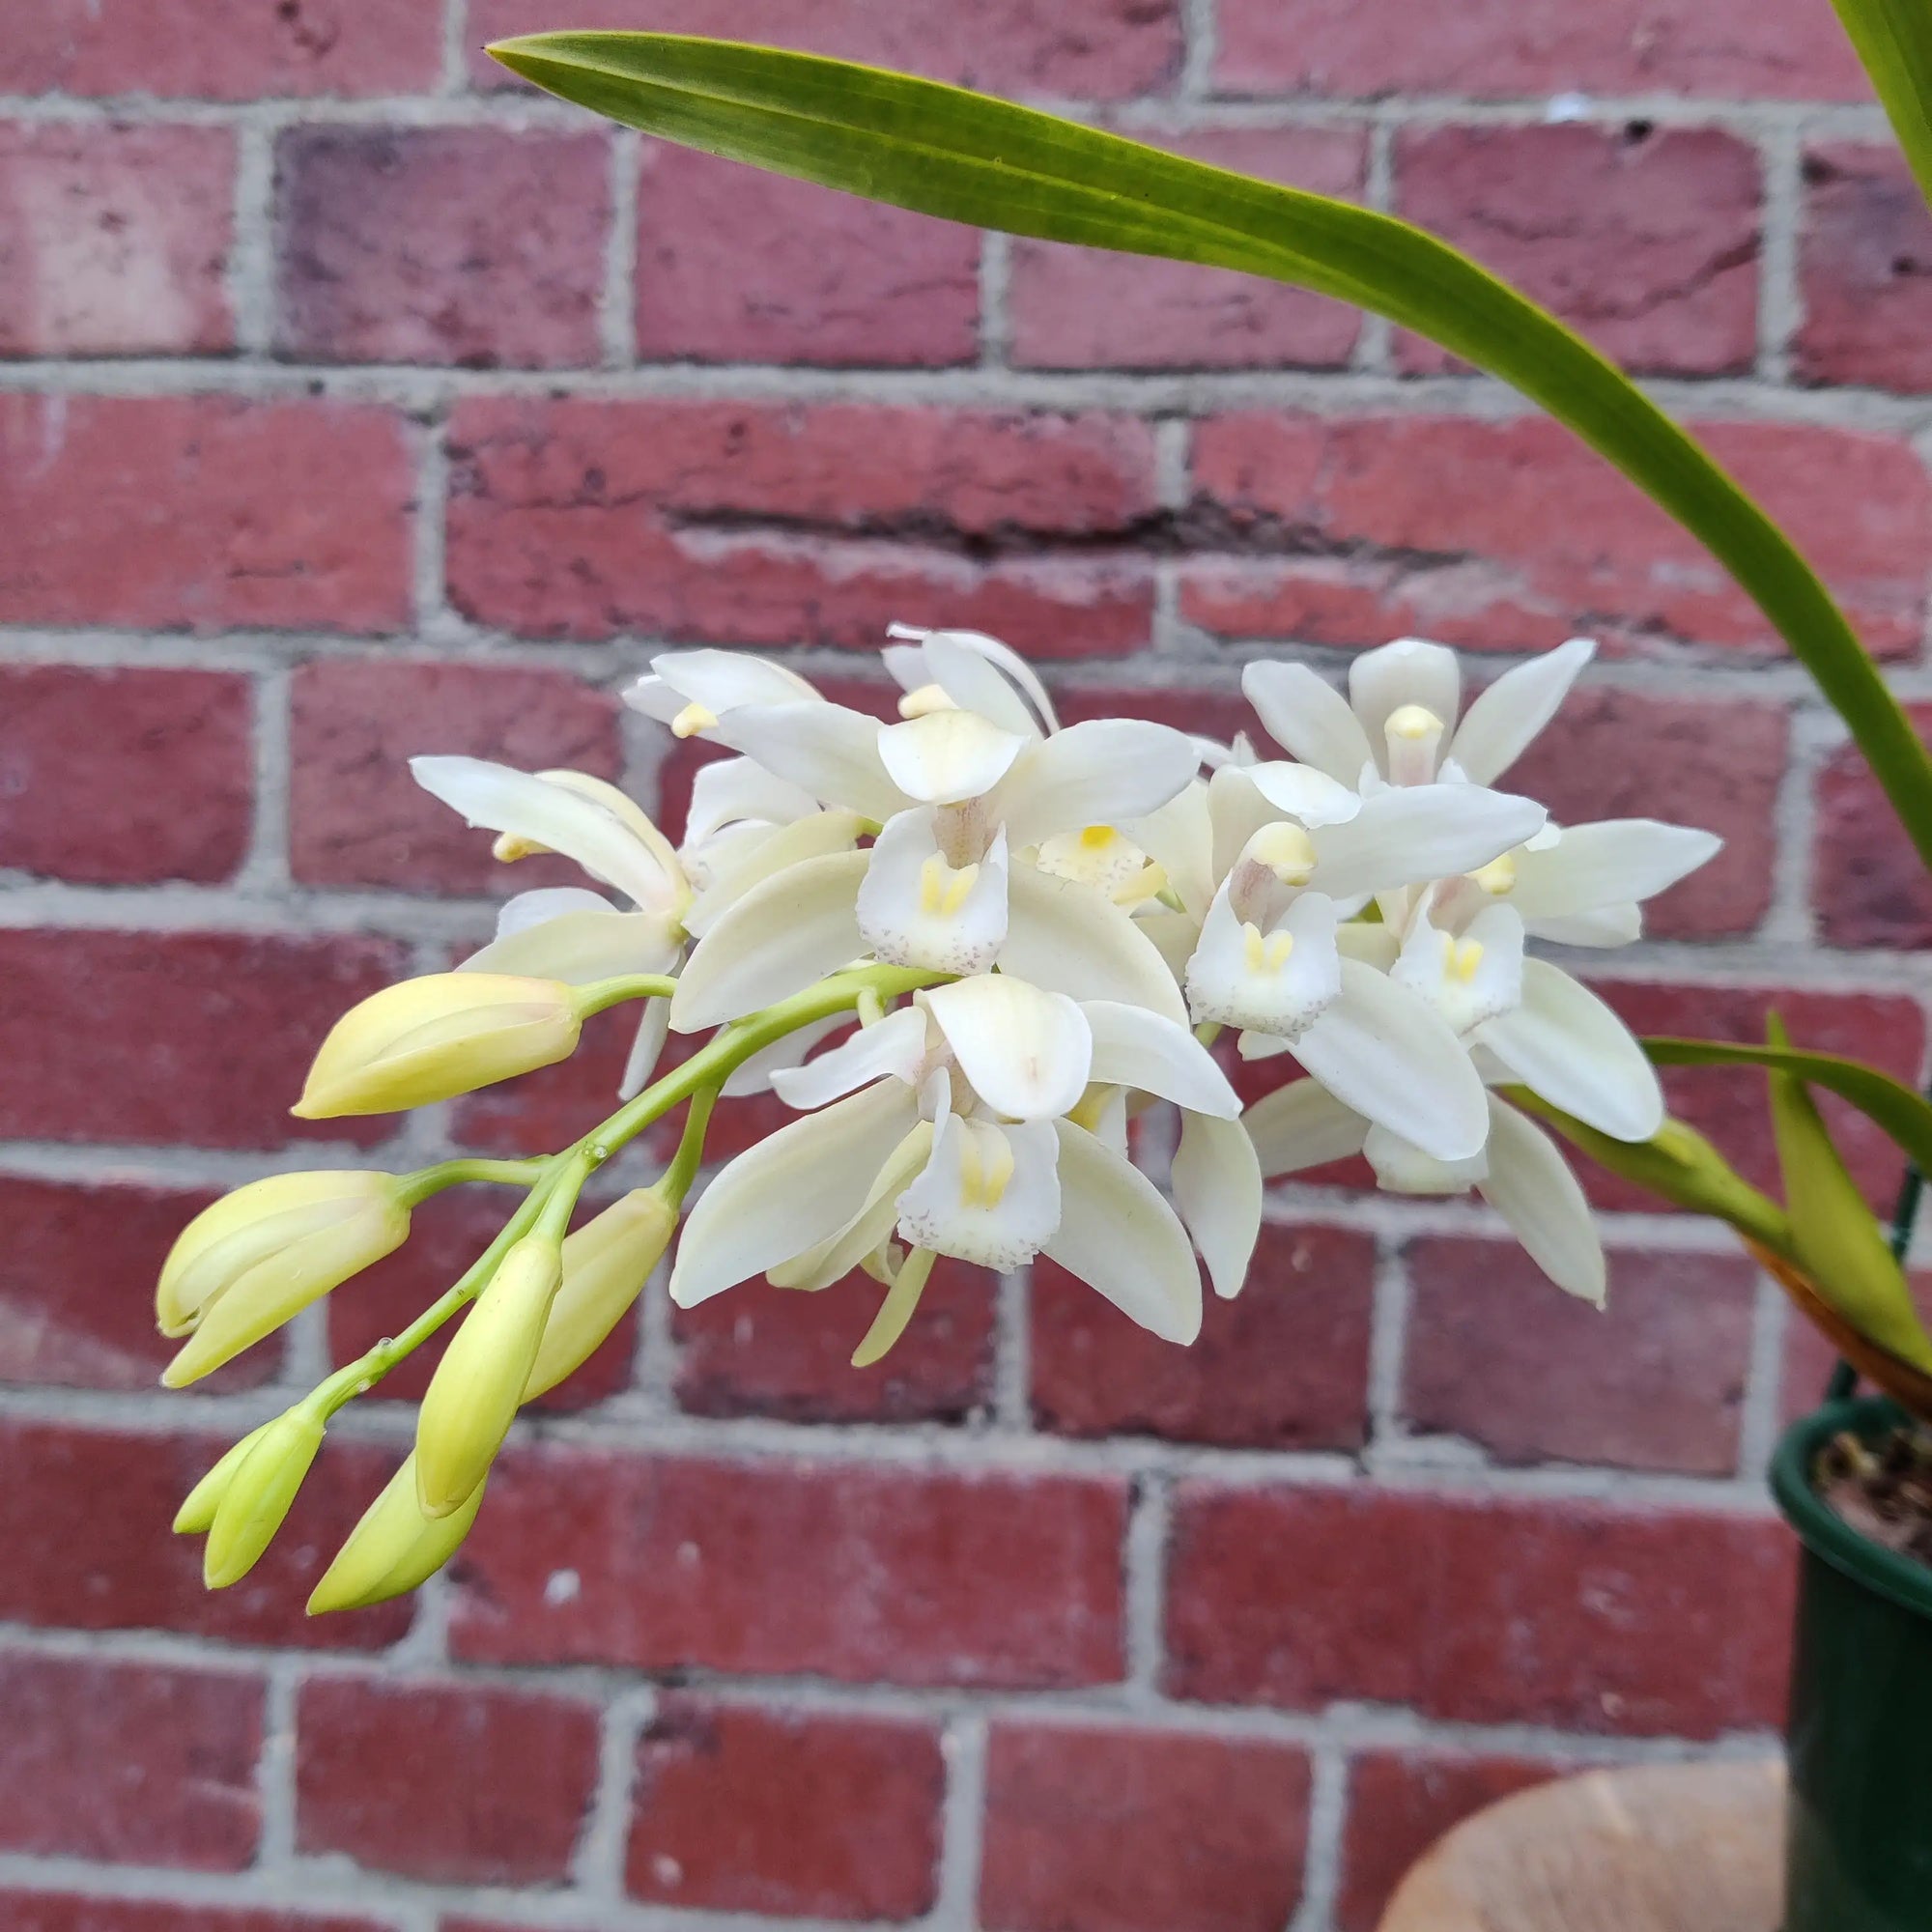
[490,30,1932,874]
[1643,1036,1932,1177]
[1830,0,1932,213]
[1763,1015,1932,1374]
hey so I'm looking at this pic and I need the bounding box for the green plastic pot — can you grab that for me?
[1771,1396,1932,1932]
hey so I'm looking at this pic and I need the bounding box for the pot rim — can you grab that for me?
[1772,1394,1932,1622]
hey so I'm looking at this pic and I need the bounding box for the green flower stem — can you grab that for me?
[313,961,949,1412]
[570,973,680,1019]
[661,1085,718,1206]
[533,1149,597,1243]
[395,1157,547,1208]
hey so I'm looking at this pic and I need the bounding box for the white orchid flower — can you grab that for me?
[668,675,1201,1029]
[1387,882,1664,1145]
[1247,1079,1606,1303]
[668,973,1238,1348]
[1179,759,1545,1160]
[1245,638,1721,949]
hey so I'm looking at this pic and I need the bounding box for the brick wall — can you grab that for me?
[2,3,1927,1929]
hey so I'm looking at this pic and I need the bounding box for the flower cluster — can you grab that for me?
[156,626,1718,1605]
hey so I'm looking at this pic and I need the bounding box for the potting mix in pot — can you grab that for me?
[145,11,1932,1931]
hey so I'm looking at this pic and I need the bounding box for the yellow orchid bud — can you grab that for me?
[291,973,582,1119]
[523,1188,675,1401]
[307,1452,487,1615]
[172,1422,273,1534]
[415,1234,562,1518]
[203,1405,326,1589]
[157,1172,412,1384]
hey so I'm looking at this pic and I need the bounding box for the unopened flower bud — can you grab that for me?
[415,1234,562,1518]
[172,1422,273,1535]
[203,1405,326,1590]
[524,1188,676,1402]
[158,1172,411,1384]
[292,973,582,1120]
[307,1451,487,1615]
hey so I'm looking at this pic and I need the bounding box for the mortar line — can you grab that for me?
[1288,1745,1351,1932]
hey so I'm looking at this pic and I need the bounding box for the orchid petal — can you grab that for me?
[1523,903,1643,948]
[857,811,1011,976]
[1004,862,1189,1024]
[668,1080,921,1306]
[992,719,1200,849]
[1172,1111,1262,1297]
[684,810,866,937]
[1241,660,1375,782]
[1184,885,1341,1037]
[895,1114,1061,1271]
[1478,959,1662,1142]
[669,849,867,1031]
[1390,898,1525,1037]
[1478,1095,1606,1302]
[682,755,820,849]
[769,1007,929,1110]
[1509,818,1722,920]
[1364,1122,1489,1195]
[1245,761,1364,829]
[618,996,670,1099]
[1044,1121,1202,1343]
[411,756,680,913]
[721,1015,851,1098]
[924,975,1093,1122]
[1242,1079,1370,1176]
[916,631,1042,739]
[1350,639,1461,769]
[715,701,907,821]
[1207,765,1283,885]
[637,647,821,719]
[877,708,1027,805]
[1448,638,1595,783]
[1309,782,1546,899]
[892,624,1059,735]
[1124,781,1214,919]
[768,1122,936,1290]
[1293,959,1489,1160]
[1084,1000,1240,1118]
[463,902,680,984]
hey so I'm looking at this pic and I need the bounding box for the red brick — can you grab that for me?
[1334,1750,1567,1932]
[297,1676,599,1884]
[0,928,405,1150]
[0,1899,384,1932]
[3,0,440,96]
[1183,413,1931,659]
[980,1724,1310,1932]
[1009,128,1364,371]
[676,1260,996,1424]
[471,0,1182,99]
[1814,702,1932,948]
[0,1653,262,1869]
[628,1697,944,1918]
[1501,684,1785,938]
[1030,1222,1374,1449]
[1587,980,1923,1215]
[289,659,621,892]
[276,127,611,369]
[0,1421,412,1648]
[1164,1485,1794,1736]
[637,146,980,366]
[1213,0,1869,100]
[445,397,1156,657]
[451,1450,1126,1687]
[0,666,253,885]
[1402,1238,1756,1474]
[0,124,232,355]
[449,1004,642,1157]
[0,1175,282,1393]
[1394,125,1759,378]
[0,395,412,633]
[1798,143,1932,392]
[327,1183,638,1410]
